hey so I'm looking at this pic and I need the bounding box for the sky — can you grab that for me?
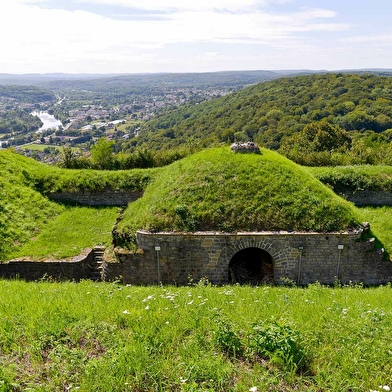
[1,0,392,74]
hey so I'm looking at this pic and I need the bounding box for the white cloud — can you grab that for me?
[0,0,385,73]
[339,33,392,45]
[75,0,277,12]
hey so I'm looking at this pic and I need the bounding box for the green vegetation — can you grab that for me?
[0,152,62,260]
[134,73,392,165]
[358,206,392,256]
[0,281,391,391]
[8,206,119,260]
[59,141,199,170]
[114,147,359,248]
[0,85,55,102]
[0,109,43,136]
[0,149,153,261]
[3,146,392,261]
[308,165,392,191]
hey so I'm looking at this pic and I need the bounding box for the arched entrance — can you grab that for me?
[228,247,274,284]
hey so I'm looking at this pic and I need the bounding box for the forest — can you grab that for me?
[131,73,392,166]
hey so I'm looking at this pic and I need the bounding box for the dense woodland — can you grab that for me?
[131,73,392,166]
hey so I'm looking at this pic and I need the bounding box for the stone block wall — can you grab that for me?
[335,189,392,206]
[48,189,143,206]
[2,231,391,286]
[0,251,93,281]
[112,231,392,286]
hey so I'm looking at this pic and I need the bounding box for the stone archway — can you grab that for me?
[228,247,274,284]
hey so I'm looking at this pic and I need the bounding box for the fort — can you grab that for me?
[2,186,392,286]
[2,146,392,285]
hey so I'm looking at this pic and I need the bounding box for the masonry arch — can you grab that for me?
[228,247,274,285]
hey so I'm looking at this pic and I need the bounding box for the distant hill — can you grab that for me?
[132,73,392,154]
[0,71,284,92]
[0,85,56,102]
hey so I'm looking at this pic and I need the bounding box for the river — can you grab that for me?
[31,111,63,132]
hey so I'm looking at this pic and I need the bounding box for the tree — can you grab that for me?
[291,120,352,153]
[90,138,114,169]
[59,146,76,168]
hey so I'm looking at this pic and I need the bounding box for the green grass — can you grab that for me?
[0,149,153,260]
[9,206,119,260]
[18,144,65,152]
[0,281,391,391]
[308,165,392,192]
[0,174,63,260]
[115,147,360,248]
[358,206,392,256]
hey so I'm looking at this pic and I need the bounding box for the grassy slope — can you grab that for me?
[0,150,153,260]
[8,206,120,260]
[358,206,392,254]
[115,147,359,248]
[0,281,391,391]
[0,151,63,259]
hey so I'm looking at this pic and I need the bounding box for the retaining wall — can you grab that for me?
[112,230,392,286]
[335,189,392,206]
[0,250,93,281]
[48,189,143,206]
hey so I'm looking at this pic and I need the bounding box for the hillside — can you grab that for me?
[0,150,154,260]
[131,73,392,165]
[114,147,360,248]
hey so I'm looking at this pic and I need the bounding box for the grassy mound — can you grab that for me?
[0,150,149,260]
[115,147,359,247]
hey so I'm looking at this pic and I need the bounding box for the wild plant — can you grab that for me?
[213,315,243,358]
[248,321,308,373]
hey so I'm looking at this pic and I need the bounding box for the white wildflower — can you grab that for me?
[249,387,259,392]
[122,310,130,314]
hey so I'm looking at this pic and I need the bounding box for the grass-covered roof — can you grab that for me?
[114,147,360,247]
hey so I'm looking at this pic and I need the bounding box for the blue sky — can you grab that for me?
[1,0,392,74]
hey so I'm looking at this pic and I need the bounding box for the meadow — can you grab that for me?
[0,280,391,391]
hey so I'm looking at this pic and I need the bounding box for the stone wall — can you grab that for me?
[335,189,392,206]
[0,250,93,281]
[112,230,392,286]
[2,231,391,286]
[48,189,143,206]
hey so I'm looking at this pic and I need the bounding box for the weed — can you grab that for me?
[213,316,243,358]
[248,321,308,373]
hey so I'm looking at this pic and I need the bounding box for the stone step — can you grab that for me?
[91,246,106,282]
